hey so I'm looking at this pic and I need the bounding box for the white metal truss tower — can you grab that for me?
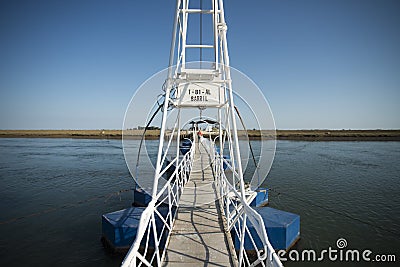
[161,0,247,205]
[121,1,283,266]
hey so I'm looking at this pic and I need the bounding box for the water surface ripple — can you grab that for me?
[0,138,399,266]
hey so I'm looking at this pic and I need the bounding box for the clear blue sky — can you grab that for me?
[0,0,399,130]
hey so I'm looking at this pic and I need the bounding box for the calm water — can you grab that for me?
[0,138,399,266]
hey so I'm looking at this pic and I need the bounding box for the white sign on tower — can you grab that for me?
[174,69,225,108]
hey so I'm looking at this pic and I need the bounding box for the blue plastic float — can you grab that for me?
[133,187,152,207]
[249,188,269,207]
[101,206,174,253]
[102,207,144,251]
[231,207,300,251]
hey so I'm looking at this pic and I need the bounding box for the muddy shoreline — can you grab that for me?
[1,129,399,141]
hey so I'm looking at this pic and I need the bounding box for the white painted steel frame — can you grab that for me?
[122,1,283,266]
[121,140,195,267]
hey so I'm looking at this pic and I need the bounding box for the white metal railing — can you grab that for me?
[197,136,283,267]
[122,136,282,267]
[213,150,283,267]
[121,142,195,267]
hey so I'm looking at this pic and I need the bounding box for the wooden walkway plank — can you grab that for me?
[163,138,235,266]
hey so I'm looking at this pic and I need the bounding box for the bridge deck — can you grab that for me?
[163,138,235,266]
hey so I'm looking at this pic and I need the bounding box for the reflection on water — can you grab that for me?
[0,138,399,266]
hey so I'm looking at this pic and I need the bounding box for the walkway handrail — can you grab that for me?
[214,153,283,267]
[198,137,282,266]
[121,143,195,267]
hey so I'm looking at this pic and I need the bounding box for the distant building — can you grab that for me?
[137,126,160,130]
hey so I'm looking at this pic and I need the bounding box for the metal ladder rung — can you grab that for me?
[185,44,214,49]
[180,9,220,14]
